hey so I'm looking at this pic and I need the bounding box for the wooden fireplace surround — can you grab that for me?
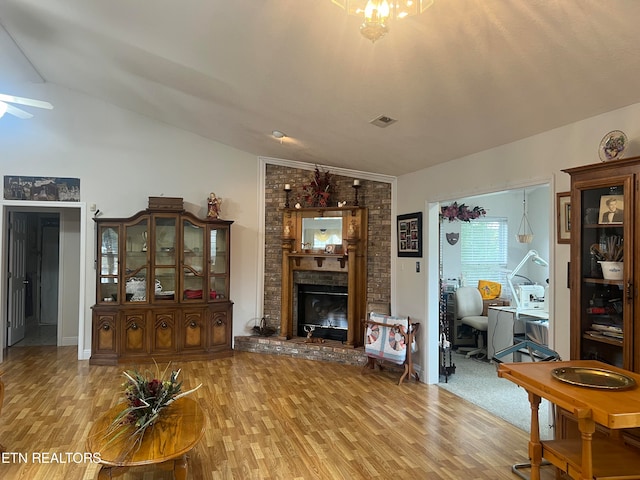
[280,207,368,347]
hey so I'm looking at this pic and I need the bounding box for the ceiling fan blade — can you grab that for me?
[0,93,53,110]
[5,103,34,119]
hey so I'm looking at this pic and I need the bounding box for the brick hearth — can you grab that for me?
[234,335,367,366]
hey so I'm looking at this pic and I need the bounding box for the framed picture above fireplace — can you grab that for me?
[397,212,422,257]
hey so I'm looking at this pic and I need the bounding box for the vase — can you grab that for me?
[599,261,623,280]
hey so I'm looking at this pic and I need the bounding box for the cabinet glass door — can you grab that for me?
[98,224,119,303]
[154,216,177,301]
[124,218,148,303]
[182,220,205,301]
[209,227,228,300]
[578,182,628,368]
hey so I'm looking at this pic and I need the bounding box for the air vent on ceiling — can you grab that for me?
[370,115,397,128]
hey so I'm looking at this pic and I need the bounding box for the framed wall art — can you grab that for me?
[397,212,422,257]
[556,192,571,244]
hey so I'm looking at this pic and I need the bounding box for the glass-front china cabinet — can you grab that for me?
[91,197,233,365]
[564,158,640,372]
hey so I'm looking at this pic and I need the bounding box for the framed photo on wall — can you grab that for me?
[556,192,571,244]
[397,212,422,257]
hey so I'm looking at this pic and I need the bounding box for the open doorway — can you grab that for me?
[436,184,554,435]
[2,203,85,360]
[8,212,60,346]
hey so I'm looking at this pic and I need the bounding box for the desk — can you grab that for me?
[498,360,640,480]
[86,397,205,480]
[488,306,549,362]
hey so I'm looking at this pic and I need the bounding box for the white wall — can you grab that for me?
[0,82,261,358]
[398,101,640,383]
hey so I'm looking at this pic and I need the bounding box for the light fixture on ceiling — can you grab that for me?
[516,190,534,244]
[0,101,7,119]
[272,130,287,144]
[332,0,434,42]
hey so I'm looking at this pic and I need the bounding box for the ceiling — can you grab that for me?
[1,0,640,176]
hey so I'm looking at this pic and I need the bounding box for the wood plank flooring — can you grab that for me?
[0,346,557,479]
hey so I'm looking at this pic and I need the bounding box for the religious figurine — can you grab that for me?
[207,192,221,219]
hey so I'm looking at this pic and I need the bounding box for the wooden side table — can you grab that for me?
[498,360,640,480]
[86,397,205,480]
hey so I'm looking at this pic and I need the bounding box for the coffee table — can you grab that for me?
[87,397,205,480]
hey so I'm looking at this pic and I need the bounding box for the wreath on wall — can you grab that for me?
[440,202,486,222]
[302,166,334,207]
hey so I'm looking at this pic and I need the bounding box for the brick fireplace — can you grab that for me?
[248,164,392,360]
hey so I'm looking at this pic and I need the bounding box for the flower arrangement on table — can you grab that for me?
[302,166,334,207]
[440,202,486,222]
[104,362,202,455]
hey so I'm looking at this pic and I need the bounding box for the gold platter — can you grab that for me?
[551,366,636,390]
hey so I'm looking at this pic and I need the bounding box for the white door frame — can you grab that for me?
[0,201,87,363]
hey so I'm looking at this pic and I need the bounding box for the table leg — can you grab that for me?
[527,391,542,480]
[577,412,595,480]
[97,465,112,479]
[174,454,188,480]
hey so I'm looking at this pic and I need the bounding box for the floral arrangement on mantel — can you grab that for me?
[440,202,486,222]
[302,166,334,207]
[104,363,201,454]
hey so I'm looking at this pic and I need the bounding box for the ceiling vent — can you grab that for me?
[370,115,397,128]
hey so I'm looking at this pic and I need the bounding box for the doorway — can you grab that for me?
[8,212,60,346]
[435,184,553,433]
[1,203,86,362]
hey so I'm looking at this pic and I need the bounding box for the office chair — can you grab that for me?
[455,286,489,359]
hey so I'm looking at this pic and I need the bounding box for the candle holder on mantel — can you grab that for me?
[284,184,292,208]
[352,180,361,206]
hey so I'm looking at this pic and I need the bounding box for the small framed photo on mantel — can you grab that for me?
[397,212,422,257]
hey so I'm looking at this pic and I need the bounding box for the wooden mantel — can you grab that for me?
[280,207,368,347]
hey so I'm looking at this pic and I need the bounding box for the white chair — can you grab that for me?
[455,287,488,359]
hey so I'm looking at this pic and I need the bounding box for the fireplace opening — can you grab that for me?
[297,284,348,341]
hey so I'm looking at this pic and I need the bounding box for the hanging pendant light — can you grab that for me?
[517,190,534,243]
[360,0,391,42]
[331,0,434,42]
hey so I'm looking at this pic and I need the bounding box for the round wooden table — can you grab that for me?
[86,397,205,480]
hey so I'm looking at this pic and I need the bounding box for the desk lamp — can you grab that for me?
[507,249,548,313]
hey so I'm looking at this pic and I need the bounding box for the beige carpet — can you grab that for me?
[438,351,554,440]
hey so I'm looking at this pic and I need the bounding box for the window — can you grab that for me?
[460,218,508,291]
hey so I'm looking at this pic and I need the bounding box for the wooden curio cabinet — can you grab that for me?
[90,197,233,365]
[563,157,640,372]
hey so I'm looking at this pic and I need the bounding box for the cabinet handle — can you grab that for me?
[189,321,198,328]
[102,324,110,331]
[627,281,633,301]
[160,322,168,329]
[215,318,224,326]
[130,322,138,330]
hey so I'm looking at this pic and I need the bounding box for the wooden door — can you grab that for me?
[7,212,27,346]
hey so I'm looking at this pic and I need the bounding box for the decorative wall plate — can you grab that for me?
[599,130,628,162]
[551,366,636,390]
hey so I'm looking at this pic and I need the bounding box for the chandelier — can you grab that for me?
[332,0,434,42]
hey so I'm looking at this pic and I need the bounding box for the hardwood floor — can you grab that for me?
[0,346,557,479]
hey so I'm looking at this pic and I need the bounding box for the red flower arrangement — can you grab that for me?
[302,166,334,207]
[104,362,201,456]
[440,202,486,222]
